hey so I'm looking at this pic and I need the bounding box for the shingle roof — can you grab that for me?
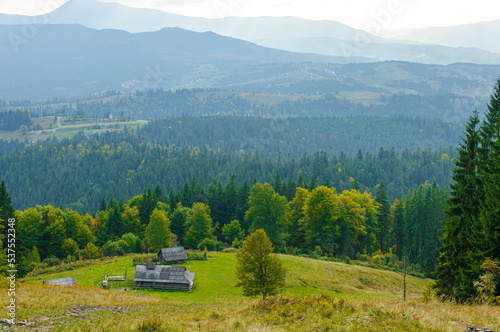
[134,265,194,285]
[158,247,188,263]
[43,277,77,286]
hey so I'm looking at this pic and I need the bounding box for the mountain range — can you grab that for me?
[384,20,500,54]
[1,0,500,65]
[1,0,500,101]
[0,24,341,99]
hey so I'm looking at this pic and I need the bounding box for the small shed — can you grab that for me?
[134,264,195,291]
[158,247,188,264]
[43,277,77,287]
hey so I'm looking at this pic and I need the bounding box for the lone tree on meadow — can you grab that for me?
[235,229,286,300]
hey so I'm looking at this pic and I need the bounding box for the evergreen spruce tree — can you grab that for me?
[153,184,163,202]
[139,189,155,226]
[435,110,483,301]
[0,209,5,277]
[309,175,318,190]
[0,180,15,249]
[391,195,405,260]
[375,181,390,253]
[272,170,282,195]
[235,181,250,230]
[180,179,193,207]
[479,77,500,261]
[99,197,107,212]
[481,144,500,260]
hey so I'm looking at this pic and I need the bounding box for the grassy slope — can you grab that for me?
[0,118,146,142]
[6,253,500,331]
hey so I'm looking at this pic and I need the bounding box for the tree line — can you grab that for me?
[0,128,455,213]
[435,77,500,303]
[1,167,447,278]
[0,109,31,131]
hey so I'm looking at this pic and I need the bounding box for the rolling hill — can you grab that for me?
[10,252,500,331]
[1,19,500,102]
[0,24,336,99]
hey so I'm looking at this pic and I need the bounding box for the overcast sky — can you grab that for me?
[1,0,500,31]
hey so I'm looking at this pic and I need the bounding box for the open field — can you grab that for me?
[0,117,147,142]
[4,253,499,331]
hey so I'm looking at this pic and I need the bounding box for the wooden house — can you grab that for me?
[158,246,188,264]
[134,263,196,291]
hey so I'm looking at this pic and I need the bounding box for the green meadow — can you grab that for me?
[4,253,498,331]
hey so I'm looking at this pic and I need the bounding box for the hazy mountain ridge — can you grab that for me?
[389,20,500,54]
[1,0,499,65]
[0,24,339,99]
[1,21,500,106]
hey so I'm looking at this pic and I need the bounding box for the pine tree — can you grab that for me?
[0,180,15,249]
[391,195,405,260]
[309,175,318,190]
[99,198,107,212]
[0,209,5,277]
[375,181,390,253]
[139,189,155,226]
[180,180,193,207]
[479,78,500,260]
[236,181,250,230]
[435,110,483,301]
[481,145,500,259]
[272,170,282,195]
[153,184,163,202]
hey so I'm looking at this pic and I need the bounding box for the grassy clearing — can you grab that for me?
[7,253,500,331]
[337,91,389,106]
[0,119,147,142]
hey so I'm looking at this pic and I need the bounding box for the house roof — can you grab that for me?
[158,247,188,262]
[43,277,77,286]
[134,264,195,285]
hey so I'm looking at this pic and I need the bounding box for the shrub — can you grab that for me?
[101,240,125,257]
[197,238,223,251]
[82,242,100,259]
[132,254,157,265]
[43,257,62,267]
[186,250,208,260]
[231,237,242,249]
[62,239,79,259]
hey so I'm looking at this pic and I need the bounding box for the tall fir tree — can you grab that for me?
[391,195,405,260]
[0,180,15,249]
[375,181,390,253]
[435,110,483,301]
[479,78,500,261]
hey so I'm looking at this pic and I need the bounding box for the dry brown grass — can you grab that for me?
[5,253,499,331]
[3,282,499,331]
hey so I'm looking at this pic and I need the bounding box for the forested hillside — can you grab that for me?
[70,89,478,121]
[3,169,447,279]
[0,109,31,131]
[0,125,455,212]
[1,87,482,121]
[137,115,461,157]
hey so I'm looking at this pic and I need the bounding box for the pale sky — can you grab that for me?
[1,0,500,31]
